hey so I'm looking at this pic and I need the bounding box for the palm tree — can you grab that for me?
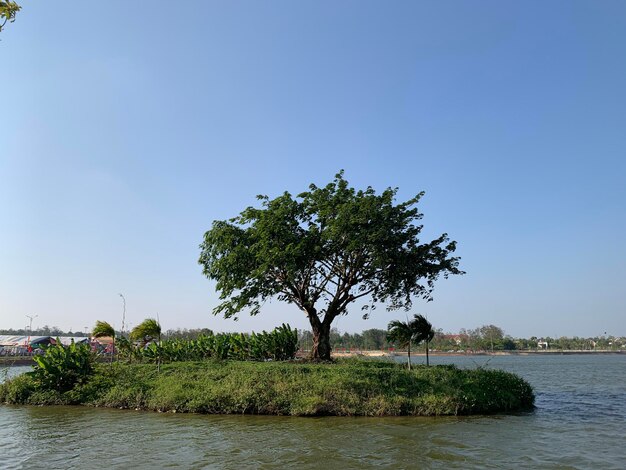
[412,314,435,366]
[115,335,134,363]
[388,314,436,369]
[92,320,115,363]
[130,318,162,370]
[130,318,161,345]
[387,319,415,370]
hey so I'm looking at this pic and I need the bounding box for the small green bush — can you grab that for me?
[0,373,36,403]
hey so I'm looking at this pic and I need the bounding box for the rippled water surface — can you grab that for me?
[2,355,625,469]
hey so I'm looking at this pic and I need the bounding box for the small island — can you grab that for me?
[0,358,534,416]
[0,325,534,417]
[1,174,535,416]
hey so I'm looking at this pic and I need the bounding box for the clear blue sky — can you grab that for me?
[1,1,624,337]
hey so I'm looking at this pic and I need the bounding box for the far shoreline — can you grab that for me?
[2,349,624,366]
[313,349,626,358]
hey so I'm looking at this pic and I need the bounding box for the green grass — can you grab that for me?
[0,359,534,416]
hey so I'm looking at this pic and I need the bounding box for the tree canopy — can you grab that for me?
[199,171,463,359]
[130,318,162,343]
[0,1,20,34]
[92,320,115,339]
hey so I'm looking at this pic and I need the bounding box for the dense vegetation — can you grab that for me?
[0,359,534,416]
[122,324,299,363]
[30,342,95,392]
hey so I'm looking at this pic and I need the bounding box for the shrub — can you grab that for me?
[0,373,36,403]
[28,341,95,392]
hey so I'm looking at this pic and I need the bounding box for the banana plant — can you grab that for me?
[29,341,95,391]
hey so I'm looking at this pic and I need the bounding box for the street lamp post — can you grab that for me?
[119,293,126,336]
[25,314,38,353]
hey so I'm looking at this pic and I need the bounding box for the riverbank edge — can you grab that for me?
[0,359,535,416]
[334,350,626,358]
[0,349,626,367]
[2,349,623,366]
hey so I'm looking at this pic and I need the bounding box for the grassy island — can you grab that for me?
[1,359,534,416]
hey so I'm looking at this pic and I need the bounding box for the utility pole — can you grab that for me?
[119,293,126,335]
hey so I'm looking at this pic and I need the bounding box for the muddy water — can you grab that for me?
[1,355,625,469]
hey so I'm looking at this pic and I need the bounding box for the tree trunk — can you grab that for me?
[425,340,429,367]
[308,311,333,361]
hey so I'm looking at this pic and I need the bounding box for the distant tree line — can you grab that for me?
[296,325,626,352]
[2,324,624,351]
[0,326,90,337]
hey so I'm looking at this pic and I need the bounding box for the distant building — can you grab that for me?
[53,336,90,346]
[0,335,89,355]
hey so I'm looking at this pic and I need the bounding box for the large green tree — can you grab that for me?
[479,324,504,352]
[199,172,462,360]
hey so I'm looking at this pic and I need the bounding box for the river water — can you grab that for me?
[1,354,625,469]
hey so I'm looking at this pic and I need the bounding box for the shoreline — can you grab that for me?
[306,349,626,358]
[3,349,625,365]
